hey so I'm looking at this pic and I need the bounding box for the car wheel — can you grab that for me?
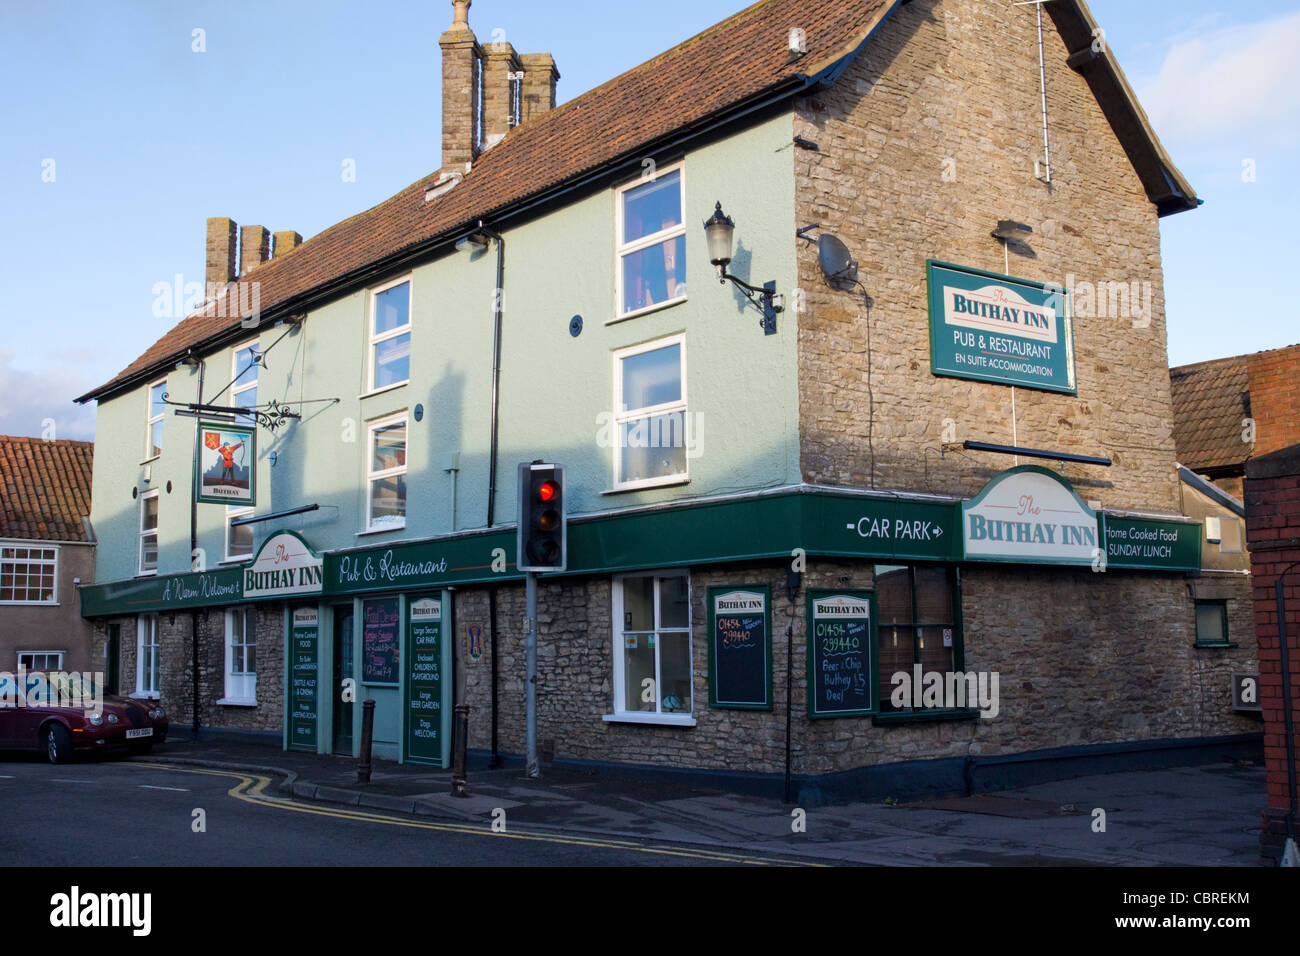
[44,724,71,765]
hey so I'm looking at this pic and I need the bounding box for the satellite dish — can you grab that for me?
[818,234,857,281]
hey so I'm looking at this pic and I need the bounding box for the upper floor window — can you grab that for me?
[366,414,407,531]
[232,343,259,425]
[1,545,57,604]
[139,491,159,574]
[226,506,254,562]
[612,335,688,490]
[146,379,167,458]
[369,278,411,391]
[616,165,686,318]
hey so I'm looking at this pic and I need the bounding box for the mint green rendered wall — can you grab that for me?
[88,111,798,587]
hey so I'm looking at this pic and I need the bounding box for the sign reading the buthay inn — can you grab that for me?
[927,261,1076,394]
[962,466,1101,566]
[243,531,324,599]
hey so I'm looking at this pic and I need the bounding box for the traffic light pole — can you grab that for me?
[525,570,539,778]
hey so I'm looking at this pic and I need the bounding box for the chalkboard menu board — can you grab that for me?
[404,595,447,767]
[707,586,772,710]
[288,607,319,751]
[362,597,400,684]
[806,589,876,718]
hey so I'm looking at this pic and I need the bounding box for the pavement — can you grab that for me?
[153,732,1267,866]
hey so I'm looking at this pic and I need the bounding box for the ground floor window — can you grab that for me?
[1194,600,1230,647]
[875,564,962,713]
[17,650,63,671]
[611,570,692,719]
[136,614,160,697]
[222,608,257,703]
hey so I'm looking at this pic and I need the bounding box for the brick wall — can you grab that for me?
[1246,344,1300,458]
[1245,444,1300,865]
[794,0,1178,514]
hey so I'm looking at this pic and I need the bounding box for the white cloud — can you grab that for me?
[1138,11,1300,143]
[0,349,95,441]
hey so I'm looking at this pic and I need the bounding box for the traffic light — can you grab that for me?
[517,462,566,572]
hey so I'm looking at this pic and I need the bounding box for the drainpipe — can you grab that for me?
[190,357,205,739]
[1276,561,1300,848]
[480,221,505,769]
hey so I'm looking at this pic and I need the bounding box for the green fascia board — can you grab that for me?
[80,485,1199,617]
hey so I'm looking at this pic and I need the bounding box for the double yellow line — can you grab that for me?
[131,762,822,866]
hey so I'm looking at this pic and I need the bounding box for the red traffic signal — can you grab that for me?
[518,463,566,572]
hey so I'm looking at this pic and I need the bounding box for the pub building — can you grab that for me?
[76,0,1258,798]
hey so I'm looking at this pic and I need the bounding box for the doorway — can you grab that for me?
[105,623,120,696]
[332,604,354,755]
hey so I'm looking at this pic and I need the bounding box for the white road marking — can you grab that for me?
[0,775,15,779]
[139,785,189,792]
[51,778,96,784]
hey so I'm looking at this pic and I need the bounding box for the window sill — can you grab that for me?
[603,476,690,495]
[358,381,408,400]
[606,295,687,326]
[602,712,696,727]
[0,601,58,607]
[135,571,158,578]
[130,691,161,701]
[216,697,258,707]
[872,708,981,726]
[1193,642,1239,650]
[220,557,253,566]
[356,523,406,537]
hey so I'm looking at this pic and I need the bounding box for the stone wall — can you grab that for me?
[793,0,1180,514]
[89,605,283,733]
[453,558,1255,776]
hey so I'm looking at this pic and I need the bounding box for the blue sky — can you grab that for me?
[1,0,1297,440]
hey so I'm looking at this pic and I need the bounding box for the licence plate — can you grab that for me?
[125,728,153,740]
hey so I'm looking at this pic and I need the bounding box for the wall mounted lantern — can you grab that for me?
[703,202,784,335]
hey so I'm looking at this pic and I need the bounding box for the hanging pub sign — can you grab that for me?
[707,586,773,710]
[195,420,256,505]
[927,260,1076,395]
[962,466,1102,566]
[807,589,877,718]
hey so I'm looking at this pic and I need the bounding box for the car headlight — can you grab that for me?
[149,708,165,720]
[88,714,103,726]
[106,713,119,724]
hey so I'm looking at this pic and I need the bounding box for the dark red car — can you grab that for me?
[0,671,168,763]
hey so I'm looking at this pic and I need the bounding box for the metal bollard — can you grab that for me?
[358,699,375,783]
[451,704,469,797]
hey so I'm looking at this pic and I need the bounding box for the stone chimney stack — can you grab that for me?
[482,40,523,150]
[240,225,270,275]
[206,217,237,292]
[440,0,482,172]
[273,230,303,258]
[519,53,560,123]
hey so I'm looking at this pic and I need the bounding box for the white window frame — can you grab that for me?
[138,490,160,575]
[611,333,689,491]
[614,160,687,321]
[145,377,167,460]
[134,614,160,699]
[364,412,408,533]
[0,544,59,605]
[607,569,695,726]
[225,506,255,562]
[367,275,413,393]
[17,650,64,671]
[219,608,257,705]
[231,339,259,424]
